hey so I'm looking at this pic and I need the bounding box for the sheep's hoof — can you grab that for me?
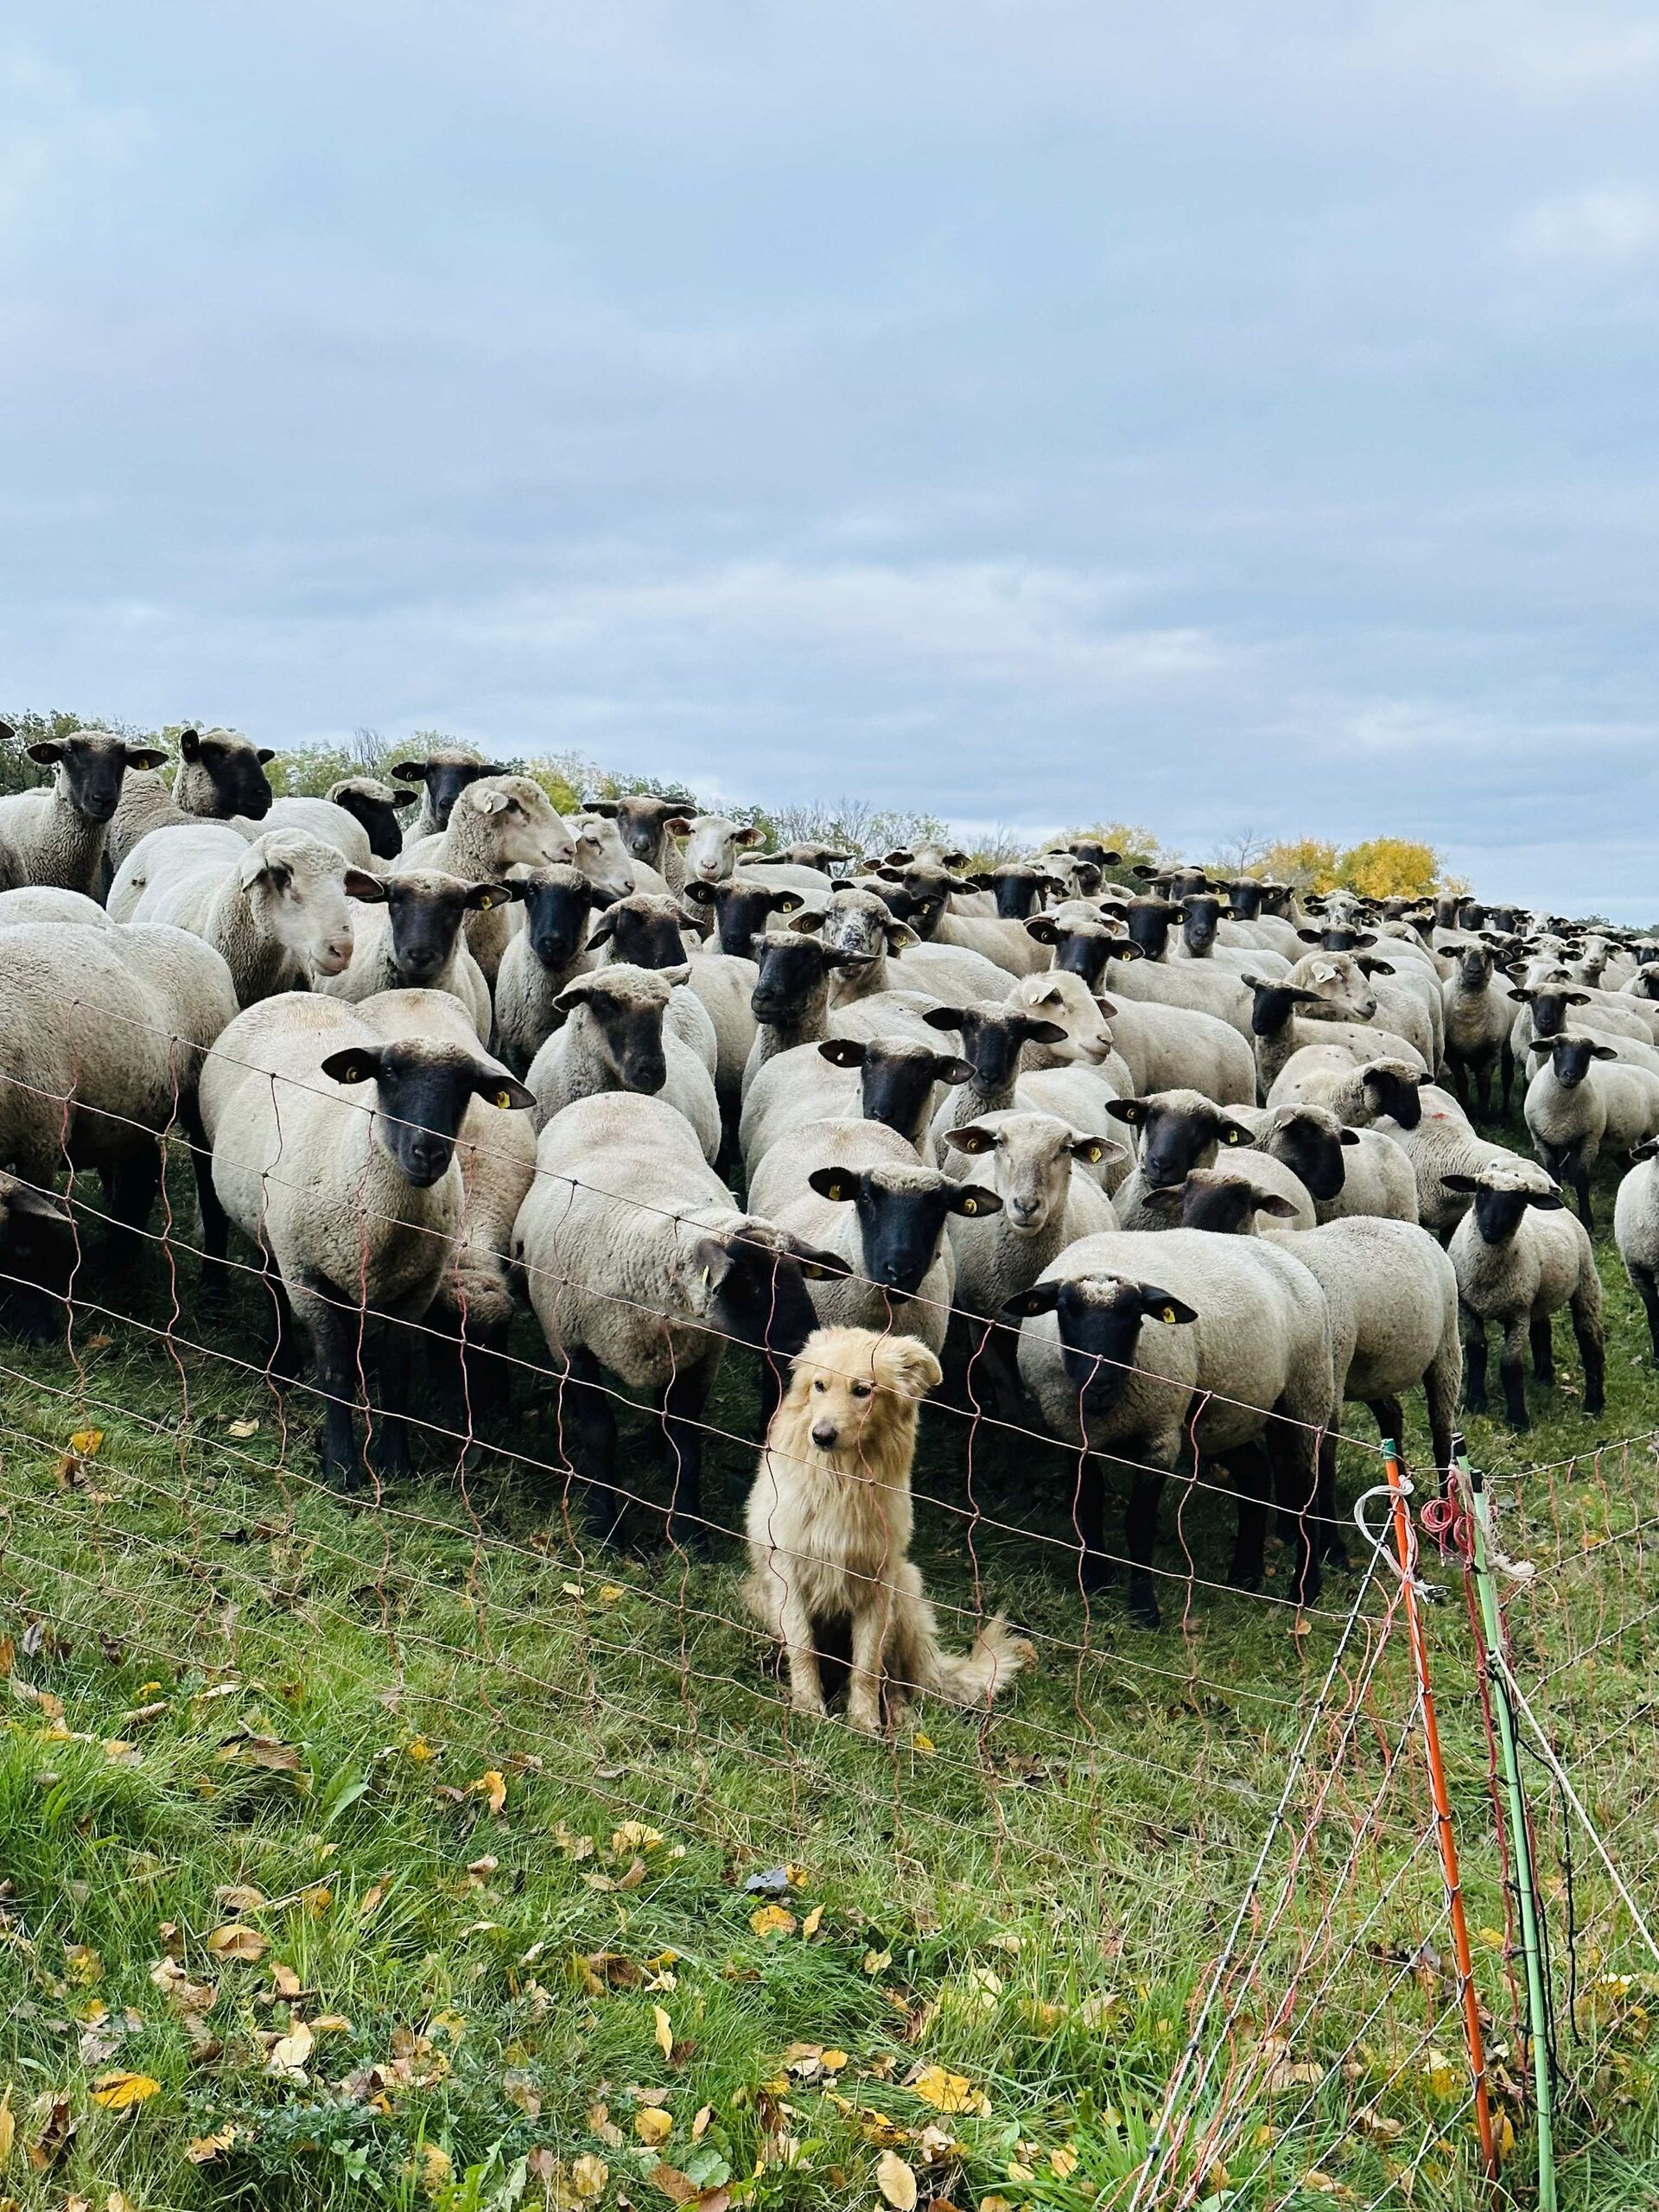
[1319,1534,1351,1569]
[667,1516,712,1560]
[1126,1592,1161,1630]
[1228,1561,1264,1592]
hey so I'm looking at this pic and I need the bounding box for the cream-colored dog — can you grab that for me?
[745,1325,1033,1732]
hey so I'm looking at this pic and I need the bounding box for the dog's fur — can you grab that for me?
[745,1325,1033,1732]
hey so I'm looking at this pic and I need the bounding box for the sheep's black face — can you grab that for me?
[1459,950,1493,991]
[1053,1280,1149,1415]
[709,1238,826,1361]
[990,868,1045,919]
[1272,1113,1345,1203]
[607,906,689,970]
[1128,1101,1230,1192]
[856,1046,959,1144]
[335,789,407,861]
[1228,880,1264,919]
[1181,896,1224,952]
[1368,1071,1422,1128]
[700,881,791,959]
[1471,1188,1532,1245]
[1529,991,1570,1040]
[1123,900,1177,959]
[588,995,667,1095]
[1548,1039,1595,1089]
[421,760,499,833]
[944,1008,1025,1094]
[809,1169,997,1297]
[1052,928,1113,987]
[185,732,274,820]
[385,885,470,984]
[0,1178,76,1317]
[522,871,594,969]
[1248,982,1318,1039]
[374,1058,479,1185]
[1179,1178,1258,1234]
[613,795,683,865]
[750,937,829,1024]
[57,735,139,824]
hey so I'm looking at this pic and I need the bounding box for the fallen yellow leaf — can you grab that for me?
[906,2064,988,2116]
[1050,2145,1079,2178]
[749,1904,797,1939]
[0,2083,14,2167]
[69,1429,103,1457]
[90,2071,162,2111]
[570,2152,609,2199]
[801,1904,823,1939]
[206,1925,267,1963]
[471,1770,507,1815]
[185,2125,238,2164]
[654,2004,674,2059]
[227,1418,260,1438]
[267,2022,313,2078]
[876,2148,918,2209]
[635,2107,672,2145]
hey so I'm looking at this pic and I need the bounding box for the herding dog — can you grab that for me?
[745,1325,1033,1732]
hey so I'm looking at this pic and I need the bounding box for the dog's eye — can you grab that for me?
[851,1382,872,1400]
[812,1377,826,1392]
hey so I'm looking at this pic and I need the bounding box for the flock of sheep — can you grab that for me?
[1,723,1656,1634]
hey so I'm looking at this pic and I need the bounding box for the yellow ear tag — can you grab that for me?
[1087,1144,1103,1162]
[962,1197,977,1214]
[495,1090,513,1109]
[1161,1306,1178,1323]
[478,893,494,908]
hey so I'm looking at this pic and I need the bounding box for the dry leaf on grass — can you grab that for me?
[470,1769,507,1815]
[89,2071,161,2110]
[654,2005,674,2059]
[635,2107,672,2145]
[206,1925,267,1963]
[185,2125,239,2164]
[748,1904,796,1939]
[876,2149,918,2208]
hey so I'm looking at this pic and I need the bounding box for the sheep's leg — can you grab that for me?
[304,1289,365,1492]
[1462,1317,1489,1414]
[1572,1154,1594,1231]
[1226,1442,1273,1591]
[1076,1452,1114,1592]
[845,1592,891,1735]
[1315,1427,1348,1565]
[1529,1308,1555,1386]
[105,1141,162,1256]
[1473,1056,1493,1122]
[1572,1295,1605,1414]
[963,1315,1022,1426]
[1268,1414,1322,1611]
[366,1314,416,1482]
[1500,1037,1516,1114]
[559,1345,620,1541]
[756,1352,786,1441]
[1123,1465,1166,1628]
[778,1588,827,1717]
[660,1360,715,1554]
[1498,1319,1530,1432]
[1630,1265,1659,1366]
[263,1255,302,1381]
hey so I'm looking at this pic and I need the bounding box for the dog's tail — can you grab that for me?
[896,1603,1035,1707]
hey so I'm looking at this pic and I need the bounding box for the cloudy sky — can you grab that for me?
[3,4,1656,911]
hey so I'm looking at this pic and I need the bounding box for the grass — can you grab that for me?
[2,1102,1658,2212]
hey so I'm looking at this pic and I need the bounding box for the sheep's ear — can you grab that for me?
[922,1005,969,1033]
[392,760,428,783]
[581,798,620,817]
[6,1183,73,1222]
[807,1166,861,1204]
[1255,1193,1301,1219]
[1139,1286,1198,1325]
[1071,1134,1124,1166]
[236,843,274,889]
[1507,987,1532,1003]
[179,728,203,759]
[1025,916,1061,944]
[822,944,873,969]
[1338,1128,1362,1147]
[789,1239,853,1281]
[1529,1189,1566,1210]
[474,1071,536,1112]
[1567,989,1592,1004]
[1526,1038,1556,1053]
[1020,1018,1068,1046]
[966,872,996,890]
[874,865,905,881]
[882,848,913,867]
[123,745,168,771]
[25,741,63,764]
[734,823,764,847]
[949,1185,1002,1218]
[817,1038,867,1068]
[680,880,718,907]
[1131,863,1160,880]
[664,816,693,836]
[1296,927,1323,943]
[1631,1137,1659,1162]
[1439,1173,1482,1194]
[1104,1097,1145,1125]
[466,880,515,911]
[1593,1044,1619,1059]
[658,962,691,988]
[343,868,389,903]
[1001,1281,1061,1318]
[472,785,510,815]
[1288,986,1324,1006]
[1352,931,1376,948]
[1217,1119,1252,1147]
[690,1235,734,1291]
[787,908,824,936]
[1095,994,1119,1018]
[586,911,618,947]
[770,890,804,914]
[321,1048,385,1088]
[391,785,418,807]
[1357,957,1395,976]
[884,920,920,951]
[943,1123,996,1155]
[1102,941,1145,962]
[931,1055,975,1085]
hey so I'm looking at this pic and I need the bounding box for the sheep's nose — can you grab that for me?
[315,941,353,976]
[810,1422,839,1451]
[1009,1198,1041,1225]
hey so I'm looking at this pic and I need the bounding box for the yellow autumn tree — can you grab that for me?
[1335,838,1443,899]
[1258,838,1341,893]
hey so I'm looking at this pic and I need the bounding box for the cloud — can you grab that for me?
[1513,184,1659,264]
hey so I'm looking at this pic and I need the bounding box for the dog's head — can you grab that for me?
[785,1325,942,1459]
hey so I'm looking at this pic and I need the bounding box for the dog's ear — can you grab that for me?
[877,1336,944,1401]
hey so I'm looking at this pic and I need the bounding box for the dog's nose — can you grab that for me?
[810,1422,839,1451]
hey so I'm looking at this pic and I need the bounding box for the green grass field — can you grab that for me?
[3,1105,1657,2211]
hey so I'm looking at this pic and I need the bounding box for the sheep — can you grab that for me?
[740,1034,973,1173]
[318,870,500,1041]
[1445,1158,1604,1430]
[1523,1033,1659,1227]
[391,747,510,842]
[962,860,1068,919]
[872,863,1052,977]
[1616,1139,1659,1363]
[0,726,167,893]
[916,1001,1080,1160]
[746,1119,1000,1353]
[1340,1081,1526,1243]
[1166,893,1292,980]
[0,887,113,929]
[1236,1099,1420,1225]
[1122,1149,1318,1233]
[744,927,877,1088]
[1440,944,1516,1116]
[1252,979,1427,1099]
[674,811,766,887]
[1014,965,1256,1105]
[232,795,376,870]
[738,839,856,875]
[810,886,1014,1009]
[0,919,238,1246]
[110,824,366,1007]
[1509,977,1659,1071]
[937,1110,1123,1409]
[353,988,537,1414]
[0,1170,76,1344]
[682,875,811,959]
[493,867,602,1076]
[108,726,276,868]
[397,773,576,984]
[607,792,696,890]
[327,776,417,860]
[588,892,755,1116]
[525,963,721,1160]
[197,992,535,1485]
[1285,948,1440,1076]
[1003,1225,1335,1623]
[569,810,647,903]
[512,1090,848,1538]
[1066,910,1255,1039]
[1104,1089,1304,1229]
[1170,1167,1462,1496]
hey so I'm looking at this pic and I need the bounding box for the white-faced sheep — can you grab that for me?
[512,1090,849,1541]
[1003,1225,1335,1624]
[1014,963,1256,1106]
[316,870,500,1041]
[110,824,366,1006]
[108,727,276,868]
[746,1118,1000,1354]
[0,726,167,894]
[1445,1158,1604,1430]
[397,774,575,984]
[1523,1033,1659,1228]
[525,963,721,1160]
[198,992,534,1485]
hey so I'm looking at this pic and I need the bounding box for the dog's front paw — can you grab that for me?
[844,1702,883,1737]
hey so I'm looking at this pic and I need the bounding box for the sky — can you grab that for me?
[3,3,1657,913]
